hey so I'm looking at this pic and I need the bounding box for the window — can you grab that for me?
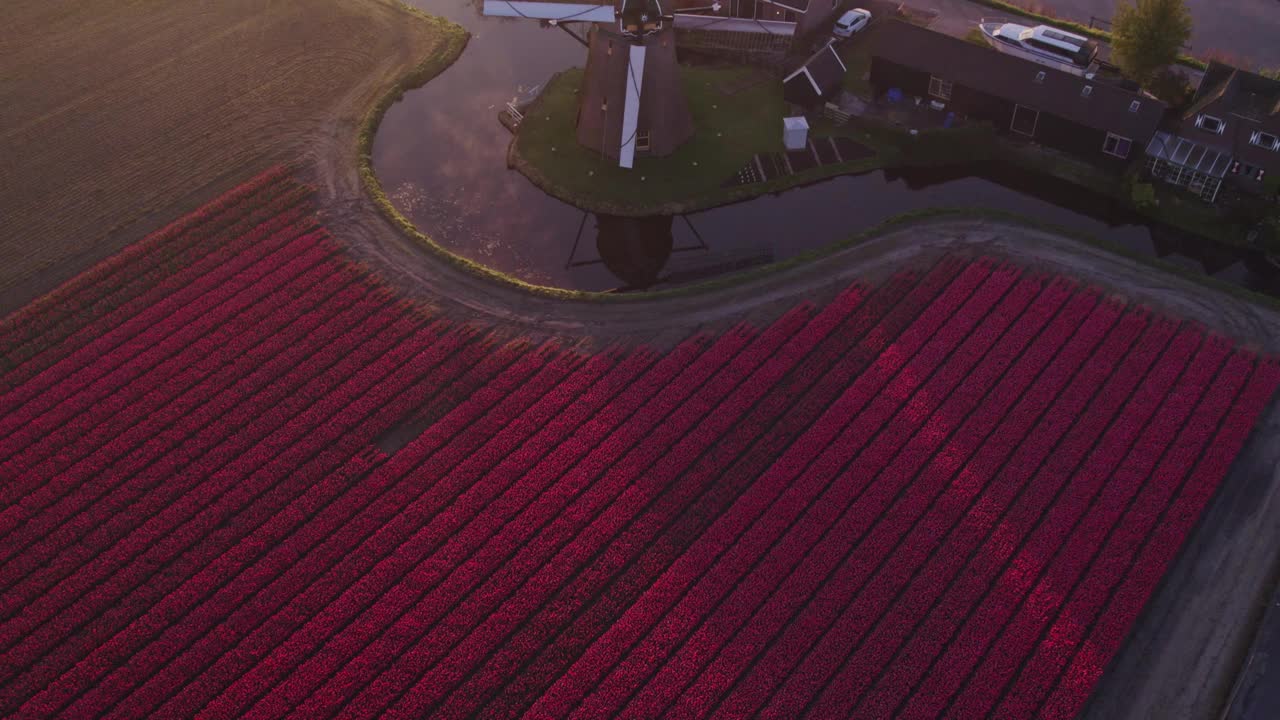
[1251,131,1279,150]
[636,130,651,152]
[1103,132,1132,158]
[928,76,953,100]
[1129,100,1141,113]
[1010,104,1039,137]
[1026,38,1074,59]
[1080,85,1092,98]
[1195,114,1225,134]
[1034,71,1046,84]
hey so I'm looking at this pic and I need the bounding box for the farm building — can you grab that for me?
[868,20,1166,172]
[783,41,847,108]
[672,0,844,58]
[1145,61,1280,203]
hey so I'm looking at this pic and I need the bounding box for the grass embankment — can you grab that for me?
[513,66,785,215]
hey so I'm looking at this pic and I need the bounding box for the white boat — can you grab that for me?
[978,21,1099,76]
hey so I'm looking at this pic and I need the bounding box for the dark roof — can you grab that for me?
[783,42,846,106]
[763,0,809,13]
[1186,61,1280,122]
[871,20,1166,140]
[1181,61,1280,169]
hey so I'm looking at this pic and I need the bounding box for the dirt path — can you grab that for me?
[0,0,448,315]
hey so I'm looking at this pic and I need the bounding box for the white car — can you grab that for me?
[833,8,871,38]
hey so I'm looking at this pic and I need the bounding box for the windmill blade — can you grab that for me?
[618,44,646,169]
[481,0,616,22]
[671,13,795,33]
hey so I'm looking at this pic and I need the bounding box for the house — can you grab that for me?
[1145,61,1280,202]
[868,20,1166,171]
[783,41,847,107]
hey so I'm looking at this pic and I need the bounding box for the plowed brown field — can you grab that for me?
[0,0,449,312]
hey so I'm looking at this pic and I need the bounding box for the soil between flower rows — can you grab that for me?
[1,170,1276,719]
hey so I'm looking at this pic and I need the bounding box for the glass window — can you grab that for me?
[1252,132,1279,150]
[1103,132,1132,158]
[1196,115,1224,134]
[928,76,952,100]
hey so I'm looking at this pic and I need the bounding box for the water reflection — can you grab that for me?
[381,0,1280,298]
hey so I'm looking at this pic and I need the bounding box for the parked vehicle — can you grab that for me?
[978,21,1098,76]
[833,8,871,38]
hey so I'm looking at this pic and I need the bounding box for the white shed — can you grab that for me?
[783,116,809,151]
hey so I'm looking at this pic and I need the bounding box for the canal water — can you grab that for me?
[377,0,1278,296]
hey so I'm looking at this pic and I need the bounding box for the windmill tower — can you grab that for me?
[484,0,697,168]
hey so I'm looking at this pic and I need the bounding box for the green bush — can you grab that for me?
[1130,181,1158,211]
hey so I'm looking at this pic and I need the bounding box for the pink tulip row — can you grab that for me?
[0,260,365,540]
[1034,357,1280,720]
[0,231,337,482]
[0,259,365,565]
[0,317,470,713]
[349,307,826,720]
[526,262,995,719]
[0,167,292,371]
[464,268,959,720]
[0,305,434,666]
[789,296,1144,720]
[420,279,919,720]
[0,206,317,449]
[577,268,1032,720]
[196,336,714,719]
[21,333,551,719]
[988,347,1255,719]
[0,277,393,573]
[657,275,1076,720]
[245,318,786,719]
[938,331,1232,720]
[112,350,621,720]
[0,180,311,388]
[841,305,1164,720]
[891,322,1205,720]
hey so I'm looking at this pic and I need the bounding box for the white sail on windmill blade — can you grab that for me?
[481,0,694,169]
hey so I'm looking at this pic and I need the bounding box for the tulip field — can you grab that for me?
[1,168,1277,719]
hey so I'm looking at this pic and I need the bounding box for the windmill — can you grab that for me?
[484,0,844,167]
[483,0,715,168]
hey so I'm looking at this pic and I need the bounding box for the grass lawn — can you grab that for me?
[514,65,784,213]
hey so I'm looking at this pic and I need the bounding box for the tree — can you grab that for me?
[1111,0,1193,85]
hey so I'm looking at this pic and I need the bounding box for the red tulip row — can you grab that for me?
[842,305,1165,720]
[990,347,1257,719]
[25,339,561,719]
[940,331,1232,720]
[0,180,312,389]
[0,166,292,374]
[587,267,1032,720]
[0,260,366,547]
[526,261,994,719]
[358,303,832,720]
[665,275,1077,720]
[422,277,927,720]
[115,349,621,720]
[794,296,1145,720]
[0,304,433,653]
[458,267,957,720]
[1035,358,1280,720]
[197,335,717,719]
[0,230,336,482]
[250,314,793,719]
[0,317,474,717]
[0,205,316,452]
[864,311,1180,720]
[0,277,394,580]
[892,322,1206,719]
